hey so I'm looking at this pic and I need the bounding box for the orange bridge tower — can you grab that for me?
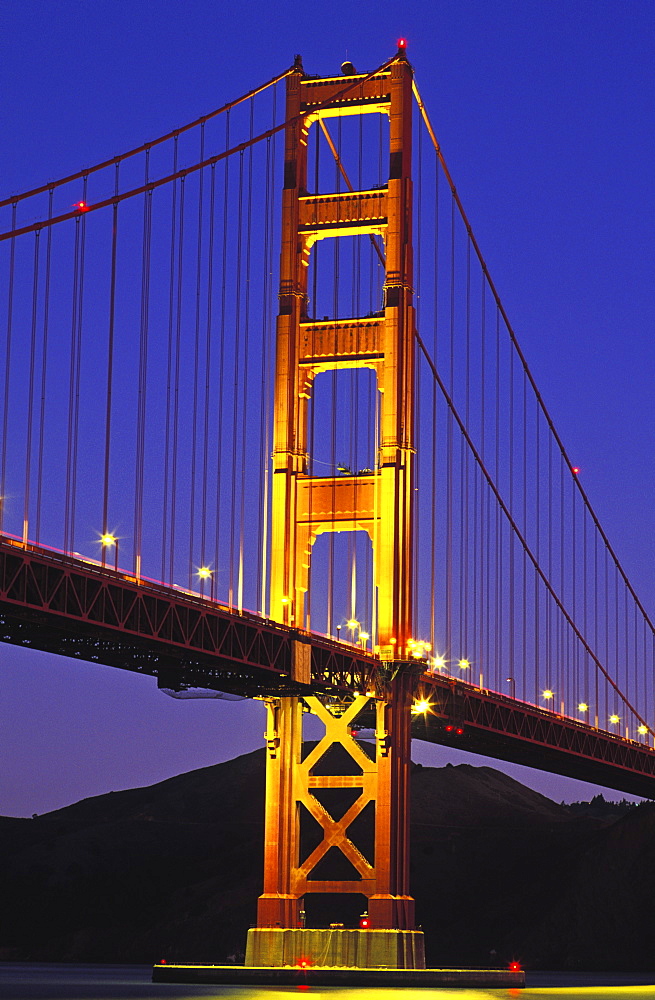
[246,47,424,970]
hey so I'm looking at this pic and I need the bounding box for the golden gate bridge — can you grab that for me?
[1,45,654,974]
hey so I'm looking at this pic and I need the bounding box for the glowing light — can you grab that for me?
[609,714,620,725]
[445,724,454,732]
[408,637,431,659]
[638,725,649,735]
[100,533,116,546]
[458,658,470,670]
[578,702,588,712]
[542,689,554,700]
[431,655,446,670]
[280,596,291,604]
[359,915,370,928]
[455,727,464,735]
[411,699,431,715]
[359,631,370,640]
[346,619,359,630]
[74,200,89,211]
[397,37,407,48]
[197,566,212,579]
[509,961,522,972]
[572,466,580,474]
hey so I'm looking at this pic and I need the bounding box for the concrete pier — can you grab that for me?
[245,925,425,969]
[153,962,526,988]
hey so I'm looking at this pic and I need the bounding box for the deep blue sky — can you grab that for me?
[1,0,654,816]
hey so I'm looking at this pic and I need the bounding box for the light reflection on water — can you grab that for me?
[1,966,655,1000]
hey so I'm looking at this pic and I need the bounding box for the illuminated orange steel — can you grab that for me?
[257,53,421,949]
[257,676,418,936]
[270,55,415,659]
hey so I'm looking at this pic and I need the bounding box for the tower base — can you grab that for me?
[244,926,425,969]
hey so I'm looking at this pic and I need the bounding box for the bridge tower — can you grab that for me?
[246,48,425,970]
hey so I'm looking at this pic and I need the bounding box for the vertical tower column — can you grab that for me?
[252,51,422,968]
[269,53,415,656]
[376,57,415,658]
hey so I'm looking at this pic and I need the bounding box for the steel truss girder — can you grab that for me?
[416,674,655,798]
[0,538,375,696]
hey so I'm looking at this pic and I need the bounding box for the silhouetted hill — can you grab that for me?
[0,747,652,970]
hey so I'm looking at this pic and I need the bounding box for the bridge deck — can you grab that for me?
[2,536,655,799]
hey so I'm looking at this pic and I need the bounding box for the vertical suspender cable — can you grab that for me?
[200,161,216,591]
[445,194,454,665]
[462,237,471,663]
[522,370,528,699]
[70,188,87,555]
[508,320,515,692]
[306,119,320,627]
[189,124,206,589]
[229,149,245,607]
[23,230,40,544]
[65,177,87,555]
[102,167,120,548]
[494,307,502,692]
[0,203,16,536]
[238,100,255,611]
[134,152,152,579]
[35,191,53,544]
[215,112,230,596]
[64,217,80,553]
[260,88,277,618]
[169,172,186,585]
[428,157,439,655]
[162,137,178,582]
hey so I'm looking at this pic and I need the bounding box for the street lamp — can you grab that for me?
[197,566,214,599]
[346,620,359,644]
[542,689,554,710]
[100,533,118,571]
[506,677,516,699]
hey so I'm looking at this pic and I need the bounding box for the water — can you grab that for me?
[0,965,654,1000]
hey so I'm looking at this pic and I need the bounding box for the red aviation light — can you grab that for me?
[359,915,371,928]
[445,724,454,732]
[572,466,580,474]
[397,37,407,49]
[509,961,522,972]
[74,200,89,212]
[455,727,464,735]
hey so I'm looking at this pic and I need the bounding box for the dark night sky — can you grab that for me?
[1,0,654,817]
